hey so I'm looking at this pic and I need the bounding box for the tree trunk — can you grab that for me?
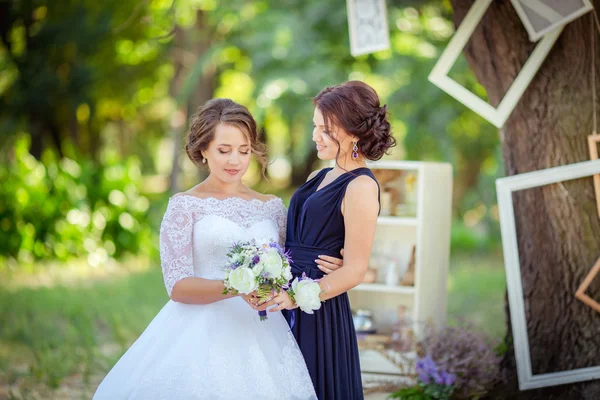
[448,1,600,399]
[188,10,216,185]
[452,158,483,216]
[168,11,216,193]
[168,25,187,194]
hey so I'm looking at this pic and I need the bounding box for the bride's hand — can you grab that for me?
[266,289,298,313]
[240,292,262,310]
[316,248,344,275]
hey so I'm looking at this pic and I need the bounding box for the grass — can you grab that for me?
[0,252,507,398]
[447,251,507,340]
[0,260,168,398]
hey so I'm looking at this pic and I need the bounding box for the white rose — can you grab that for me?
[228,267,258,294]
[242,255,254,268]
[292,278,322,314]
[252,260,265,276]
[282,265,293,281]
[230,253,243,264]
[257,248,283,278]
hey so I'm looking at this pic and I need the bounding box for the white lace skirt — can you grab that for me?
[93,297,316,400]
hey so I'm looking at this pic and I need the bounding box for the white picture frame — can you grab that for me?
[496,159,600,390]
[511,0,593,42]
[346,0,390,57]
[428,0,563,128]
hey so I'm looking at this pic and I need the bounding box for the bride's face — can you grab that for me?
[203,123,252,183]
[312,107,353,161]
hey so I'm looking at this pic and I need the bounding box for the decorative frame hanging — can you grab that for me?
[428,0,563,128]
[346,0,390,57]
[510,0,593,42]
[497,159,600,390]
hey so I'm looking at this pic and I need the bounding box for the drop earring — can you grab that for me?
[202,157,207,164]
[352,141,359,160]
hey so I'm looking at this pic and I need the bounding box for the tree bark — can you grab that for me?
[168,11,215,193]
[448,1,600,399]
[167,25,187,194]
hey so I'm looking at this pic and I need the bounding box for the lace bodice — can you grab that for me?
[159,194,287,296]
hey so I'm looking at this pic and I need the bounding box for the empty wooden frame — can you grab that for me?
[575,256,600,313]
[497,159,600,390]
[511,0,593,42]
[587,134,600,217]
[428,0,563,128]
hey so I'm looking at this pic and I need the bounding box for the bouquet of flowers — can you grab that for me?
[222,239,293,321]
[222,239,324,320]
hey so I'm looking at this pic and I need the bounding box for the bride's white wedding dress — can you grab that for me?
[93,195,317,400]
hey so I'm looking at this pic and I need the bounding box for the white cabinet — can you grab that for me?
[348,160,453,337]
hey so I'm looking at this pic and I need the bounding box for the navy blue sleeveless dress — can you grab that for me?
[283,167,379,400]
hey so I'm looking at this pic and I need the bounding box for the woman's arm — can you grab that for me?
[160,195,237,305]
[170,277,237,304]
[316,175,379,300]
[269,175,378,312]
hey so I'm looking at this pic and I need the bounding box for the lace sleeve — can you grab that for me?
[269,198,288,246]
[159,195,201,297]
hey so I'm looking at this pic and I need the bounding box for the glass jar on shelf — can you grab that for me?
[390,305,413,352]
[396,172,418,217]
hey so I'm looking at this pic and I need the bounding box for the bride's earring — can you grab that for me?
[202,158,207,164]
[352,141,359,160]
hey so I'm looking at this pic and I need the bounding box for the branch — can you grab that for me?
[112,0,150,34]
[149,0,178,40]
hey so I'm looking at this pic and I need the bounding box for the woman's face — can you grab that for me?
[203,123,252,183]
[312,107,354,161]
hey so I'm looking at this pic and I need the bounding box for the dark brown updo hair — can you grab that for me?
[314,81,395,161]
[185,98,267,174]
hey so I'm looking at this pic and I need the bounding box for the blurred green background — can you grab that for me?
[0,0,506,397]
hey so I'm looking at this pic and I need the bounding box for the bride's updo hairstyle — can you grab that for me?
[185,98,268,174]
[314,80,395,161]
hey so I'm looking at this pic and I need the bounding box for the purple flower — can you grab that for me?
[419,323,501,396]
[442,372,456,386]
[432,371,444,385]
[417,355,437,374]
[252,255,260,265]
[298,272,311,282]
[418,370,431,384]
[416,355,441,385]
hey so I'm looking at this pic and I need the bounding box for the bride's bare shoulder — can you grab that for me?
[171,190,212,200]
[247,189,280,203]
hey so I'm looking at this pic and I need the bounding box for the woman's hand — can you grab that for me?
[316,248,344,274]
[267,289,298,313]
[240,291,262,310]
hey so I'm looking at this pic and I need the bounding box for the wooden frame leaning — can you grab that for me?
[496,159,600,390]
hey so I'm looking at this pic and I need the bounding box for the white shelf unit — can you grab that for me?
[348,160,453,338]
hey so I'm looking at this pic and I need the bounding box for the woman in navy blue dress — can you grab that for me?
[266,81,396,399]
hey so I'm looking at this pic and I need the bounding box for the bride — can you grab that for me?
[93,99,323,400]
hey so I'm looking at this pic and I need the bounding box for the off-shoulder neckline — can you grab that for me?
[170,193,283,206]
